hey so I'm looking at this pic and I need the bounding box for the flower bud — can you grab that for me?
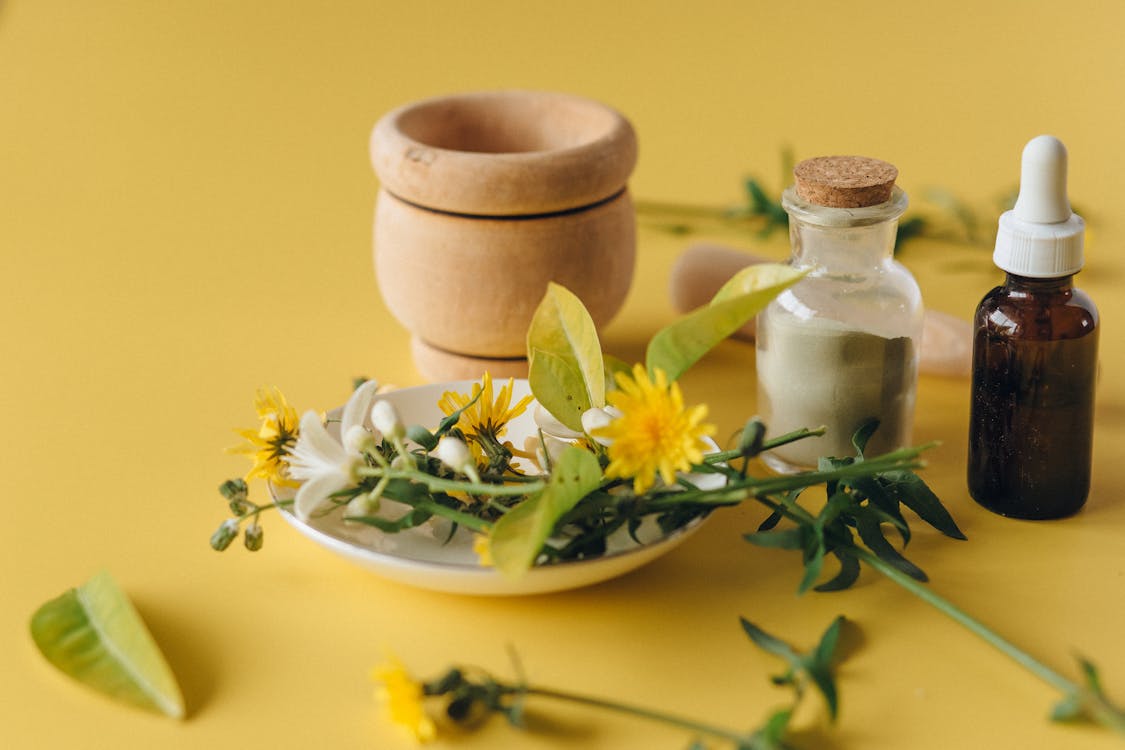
[219,478,249,503]
[370,400,405,440]
[346,493,380,517]
[243,522,264,551]
[436,436,473,475]
[344,425,375,455]
[210,519,239,551]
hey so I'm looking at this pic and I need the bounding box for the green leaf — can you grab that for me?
[797,542,826,594]
[744,528,804,550]
[646,263,806,382]
[406,425,438,451]
[489,447,603,578]
[603,354,632,394]
[527,348,589,431]
[1078,657,1105,696]
[849,476,910,547]
[753,706,794,747]
[879,470,967,541]
[813,616,844,668]
[853,508,928,582]
[435,387,483,435]
[29,571,184,718]
[526,283,605,430]
[739,618,801,664]
[814,550,861,592]
[850,419,880,458]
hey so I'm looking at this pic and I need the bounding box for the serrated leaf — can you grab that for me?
[757,509,784,532]
[646,264,805,382]
[880,470,967,541]
[740,618,801,664]
[526,283,605,430]
[853,508,928,582]
[1078,657,1104,695]
[814,550,861,592]
[850,419,880,458]
[797,542,826,594]
[30,571,184,718]
[489,447,602,578]
[804,661,839,721]
[757,706,793,745]
[849,476,910,547]
[813,616,844,668]
[744,528,805,550]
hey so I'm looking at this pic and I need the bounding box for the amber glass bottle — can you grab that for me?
[967,274,1098,518]
[967,135,1098,519]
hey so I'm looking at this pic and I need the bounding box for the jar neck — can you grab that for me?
[789,219,898,272]
[1004,273,1075,292]
[781,186,906,273]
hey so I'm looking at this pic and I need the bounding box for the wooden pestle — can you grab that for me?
[669,242,972,377]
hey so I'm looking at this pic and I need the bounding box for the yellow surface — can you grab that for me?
[2,1,1123,748]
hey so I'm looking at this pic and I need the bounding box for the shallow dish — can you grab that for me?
[277,379,716,596]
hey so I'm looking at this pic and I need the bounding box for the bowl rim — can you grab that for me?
[370,89,637,216]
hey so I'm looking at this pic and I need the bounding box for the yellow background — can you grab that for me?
[2,1,1123,748]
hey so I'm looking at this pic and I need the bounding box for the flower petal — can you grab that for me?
[294,471,350,521]
[341,379,381,438]
[288,411,347,479]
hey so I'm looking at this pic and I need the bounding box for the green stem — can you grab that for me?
[652,447,929,512]
[519,685,754,746]
[705,426,827,465]
[412,498,492,533]
[355,466,544,497]
[854,547,1125,735]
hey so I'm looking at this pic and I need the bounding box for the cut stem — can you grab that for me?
[854,547,1125,735]
[518,685,754,746]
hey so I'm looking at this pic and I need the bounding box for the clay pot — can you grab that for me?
[370,90,637,380]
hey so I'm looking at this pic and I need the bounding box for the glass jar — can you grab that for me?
[756,184,923,473]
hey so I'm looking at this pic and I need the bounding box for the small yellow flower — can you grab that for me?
[438,372,533,460]
[372,656,437,743]
[473,534,493,567]
[593,365,716,495]
[229,387,300,487]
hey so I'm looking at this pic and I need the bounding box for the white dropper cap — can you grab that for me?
[993,135,1085,278]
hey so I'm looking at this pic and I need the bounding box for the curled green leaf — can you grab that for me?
[527,282,606,430]
[30,571,184,719]
[489,447,603,578]
[646,263,805,382]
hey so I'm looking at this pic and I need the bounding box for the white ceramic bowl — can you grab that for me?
[277,379,719,596]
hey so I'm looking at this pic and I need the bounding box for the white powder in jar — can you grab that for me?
[756,313,916,470]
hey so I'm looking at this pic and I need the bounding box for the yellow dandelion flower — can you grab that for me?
[593,365,716,495]
[472,534,493,567]
[372,656,437,743]
[229,386,300,487]
[438,372,533,460]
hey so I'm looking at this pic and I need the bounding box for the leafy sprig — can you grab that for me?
[397,615,850,750]
[742,423,1125,736]
[634,151,1018,254]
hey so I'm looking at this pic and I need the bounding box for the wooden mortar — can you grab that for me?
[370,91,638,380]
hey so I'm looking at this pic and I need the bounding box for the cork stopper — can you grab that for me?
[793,155,898,208]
